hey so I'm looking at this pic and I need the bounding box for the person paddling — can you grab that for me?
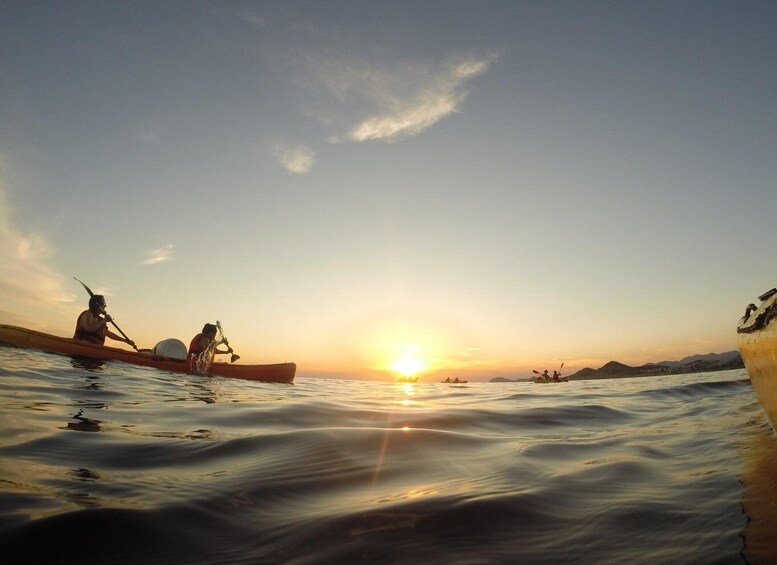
[188,323,234,364]
[74,295,136,348]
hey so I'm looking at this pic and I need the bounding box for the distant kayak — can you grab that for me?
[0,325,295,383]
[532,364,566,384]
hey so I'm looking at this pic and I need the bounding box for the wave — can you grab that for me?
[0,350,761,564]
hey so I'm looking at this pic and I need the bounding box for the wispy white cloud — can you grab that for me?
[141,243,175,265]
[273,143,316,174]
[0,162,76,309]
[300,53,499,143]
[348,57,495,142]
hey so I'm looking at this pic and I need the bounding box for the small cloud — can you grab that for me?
[347,56,496,142]
[273,144,316,174]
[299,52,499,143]
[141,243,175,265]
[347,96,458,143]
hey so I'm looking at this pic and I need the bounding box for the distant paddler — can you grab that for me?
[533,362,567,382]
[533,369,551,382]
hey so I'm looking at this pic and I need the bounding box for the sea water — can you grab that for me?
[0,346,774,564]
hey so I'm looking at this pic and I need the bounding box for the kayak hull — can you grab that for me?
[0,325,295,383]
[738,289,777,428]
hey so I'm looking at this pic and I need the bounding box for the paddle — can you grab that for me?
[533,363,564,375]
[532,369,548,382]
[216,320,240,363]
[74,277,139,351]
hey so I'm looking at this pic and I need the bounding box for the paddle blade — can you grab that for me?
[230,354,240,363]
[74,277,95,297]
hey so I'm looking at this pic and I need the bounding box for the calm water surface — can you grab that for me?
[1,346,775,564]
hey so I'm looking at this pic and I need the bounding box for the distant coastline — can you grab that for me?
[490,351,745,383]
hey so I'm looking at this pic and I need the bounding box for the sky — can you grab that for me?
[1,1,776,381]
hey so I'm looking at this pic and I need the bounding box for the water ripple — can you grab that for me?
[0,349,766,564]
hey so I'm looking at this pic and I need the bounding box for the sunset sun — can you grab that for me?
[389,355,427,377]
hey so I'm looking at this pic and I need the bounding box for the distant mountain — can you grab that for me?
[488,351,745,383]
[566,351,744,381]
[656,351,742,368]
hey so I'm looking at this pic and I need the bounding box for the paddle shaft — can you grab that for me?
[74,278,138,351]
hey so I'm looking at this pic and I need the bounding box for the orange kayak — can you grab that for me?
[0,324,295,383]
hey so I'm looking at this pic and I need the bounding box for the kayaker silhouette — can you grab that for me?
[73,295,136,348]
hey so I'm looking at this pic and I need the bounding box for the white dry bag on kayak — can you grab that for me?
[153,338,188,360]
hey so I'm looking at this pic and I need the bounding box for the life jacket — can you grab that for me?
[73,311,106,345]
[188,332,209,357]
[188,332,216,372]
